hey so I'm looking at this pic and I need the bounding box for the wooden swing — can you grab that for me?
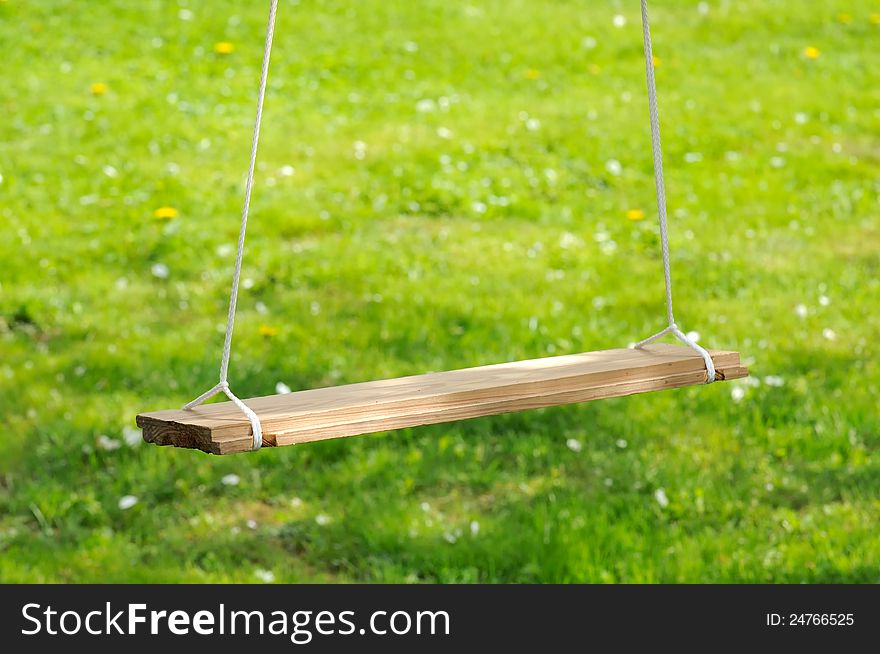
[136,0,747,455]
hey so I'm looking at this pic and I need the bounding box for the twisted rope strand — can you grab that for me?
[182,0,279,449]
[634,0,715,382]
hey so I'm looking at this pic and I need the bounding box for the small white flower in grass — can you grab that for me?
[525,118,541,131]
[443,531,458,544]
[819,295,830,307]
[151,263,169,279]
[600,240,617,255]
[420,502,431,512]
[560,232,581,252]
[275,382,291,395]
[822,328,837,341]
[770,156,786,168]
[279,164,295,177]
[103,165,118,178]
[315,514,332,526]
[122,426,142,447]
[654,488,669,508]
[216,244,233,257]
[566,438,582,453]
[246,519,257,530]
[221,473,240,486]
[686,330,700,342]
[97,435,121,451]
[416,98,436,113]
[612,14,626,28]
[470,520,480,536]
[436,126,453,139]
[290,497,303,508]
[764,375,784,387]
[255,569,275,583]
[255,301,268,315]
[118,495,138,510]
[403,41,418,53]
[794,112,808,125]
[353,141,367,160]
[697,2,710,15]
[605,159,622,176]
[178,9,194,21]
[472,201,487,214]
[795,304,808,318]
[581,36,597,50]
[604,478,614,487]
[730,386,746,402]
[684,152,703,164]
[615,439,627,449]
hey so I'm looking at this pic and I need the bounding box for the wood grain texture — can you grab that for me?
[136,344,747,455]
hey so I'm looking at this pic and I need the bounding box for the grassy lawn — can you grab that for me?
[1,0,878,583]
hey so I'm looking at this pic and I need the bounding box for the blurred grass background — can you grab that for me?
[0,0,878,582]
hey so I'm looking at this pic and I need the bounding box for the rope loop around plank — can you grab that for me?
[632,0,716,382]
[635,324,716,383]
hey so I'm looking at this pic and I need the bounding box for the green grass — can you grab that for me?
[1,0,878,583]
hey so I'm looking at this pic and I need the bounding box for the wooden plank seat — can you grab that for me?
[136,344,747,455]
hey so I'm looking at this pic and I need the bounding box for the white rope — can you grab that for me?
[633,0,715,383]
[182,0,279,449]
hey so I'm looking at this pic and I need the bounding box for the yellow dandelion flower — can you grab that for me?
[259,325,280,337]
[214,41,235,55]
[524,68,541,80]
[626,209,645,221]
[803,46,820,60]
[652,55,661,68]
[90,82,108,96]
[838,14,852,24]
[153,206,179,220]
[871,14,880,25]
